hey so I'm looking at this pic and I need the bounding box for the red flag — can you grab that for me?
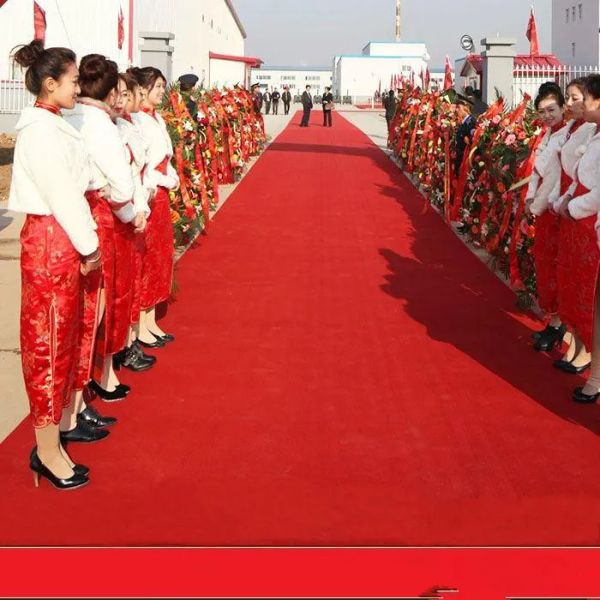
[118,6,125,49]
[0,0,10,7]
[410,69,415,87]
[390,74,394,90]
[443,55,454,90]
[424,66,431,90]
[33,1,46,44]
[526,8,540,56]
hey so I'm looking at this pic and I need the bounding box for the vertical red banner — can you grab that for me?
[33,1,46,44]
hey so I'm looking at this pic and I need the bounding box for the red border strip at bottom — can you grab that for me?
[0,548,599,599]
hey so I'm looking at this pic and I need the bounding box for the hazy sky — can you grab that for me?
[234,0,552,69]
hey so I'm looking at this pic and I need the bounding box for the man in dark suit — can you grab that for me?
[251,83,263,114]
[282,87,292,114]
[383,89,396,131]
[300,85,313,127]
[465,86,488,118]
[454,95,477,176]
[263,88,272,114]
[271,87,281,115]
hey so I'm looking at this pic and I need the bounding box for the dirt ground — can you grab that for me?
[0,134,15,204]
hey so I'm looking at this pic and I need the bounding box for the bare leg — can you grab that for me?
[100,354,120,391]
[60,390,84,431]
[581,278,600,395]
[138,306,165,341]
[570,335,591,368]
[35,424,74,479]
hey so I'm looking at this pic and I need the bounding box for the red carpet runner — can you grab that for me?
[1,112,600,545]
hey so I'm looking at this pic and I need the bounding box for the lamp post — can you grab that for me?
[395,0,402,41]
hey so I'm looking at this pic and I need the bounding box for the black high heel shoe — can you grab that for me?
[29,449,89,490]
[60,421,110,443]
[533,324,567,352]
[88,380,128,402]
[137,336,166,349]
[573,386,600,404]
[553,359,591,375]
[30,446,89,477]
[113,344,155,372]
[78,405,117,428]
[151,331,175,344]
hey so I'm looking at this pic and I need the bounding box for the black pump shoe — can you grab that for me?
[113,345,155,372]
[573,386,600,404]
[78,406,117,428]
[151,331,175,344]
[137,336,166,349]
[29,449,89,490]
[132,340,157,363]
[30,446,89,478]
[60,421,110,443]
[553,359,591,375]
[88,380,128,402]
[533,324,567,352]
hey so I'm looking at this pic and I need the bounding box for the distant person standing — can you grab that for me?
[383,89,396,131]
[263,88,272,115]
[251,83,263,114]
[282,87,292,114]
[271,87,281,115]
[300,85,313,127]
[322,86,334,127]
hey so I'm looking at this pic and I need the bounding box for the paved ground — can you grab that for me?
[0,109,295,442]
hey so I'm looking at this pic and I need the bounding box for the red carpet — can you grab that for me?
[1,111,600,546]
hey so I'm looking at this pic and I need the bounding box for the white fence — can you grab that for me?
[513,64,600,105]
[0,80,33,114]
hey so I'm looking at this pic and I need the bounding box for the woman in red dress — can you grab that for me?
[64,55,144,426]
[548,79,595,373]
[525,83,567,352]
[129,67,178,349]
[555,75,600,402]
[113,72,156,372]
[9,41,100,489]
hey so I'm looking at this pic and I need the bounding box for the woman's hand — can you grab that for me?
[556,195,573,218]
[80,249,102,275]
[132,211,147,233]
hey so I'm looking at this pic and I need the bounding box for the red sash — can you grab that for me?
[560,169,574,197]
[574,181,591,198]
[156,156,169,176]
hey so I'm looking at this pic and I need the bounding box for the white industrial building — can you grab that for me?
[332,41,430,103]
[250,66,332,97]
[552,0,599,65]
[0,0,259,86]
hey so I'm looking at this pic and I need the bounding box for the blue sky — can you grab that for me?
[233,0,552,69]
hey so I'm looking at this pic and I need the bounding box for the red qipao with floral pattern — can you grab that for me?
[10,101,100,427]
[63,98,137,386]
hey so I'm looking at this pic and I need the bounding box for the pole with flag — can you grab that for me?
[424,66,431,91]
[526,6,540,56]
[118,5,125,50]
[443,55,454,91]
[33,1,46,45]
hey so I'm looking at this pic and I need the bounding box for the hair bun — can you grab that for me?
[79,54,109,82]
[13,40,45,68]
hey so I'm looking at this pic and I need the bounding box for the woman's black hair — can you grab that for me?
[13,39,76,96]
[584,74,600,100]
[78,54,119,100]
[534,81,565,109]
[566,77,587,96]
[127,66,166,91]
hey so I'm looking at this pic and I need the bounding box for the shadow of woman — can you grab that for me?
[376,181,600,437]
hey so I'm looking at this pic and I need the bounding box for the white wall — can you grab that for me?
[333,56,427,101]
[0,0,246,83]
[0,0,133,78]
[210,58,246,88]
[552,0,599,65]
[362,41,429,59]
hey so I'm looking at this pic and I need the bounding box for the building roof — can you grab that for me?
[209,52,263,67]
[335,54,427,60]
[251,66,332,72]
[225,0,247,39]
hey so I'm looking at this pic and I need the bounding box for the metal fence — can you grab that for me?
[0,79,33,114]
[512,64,600,105]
